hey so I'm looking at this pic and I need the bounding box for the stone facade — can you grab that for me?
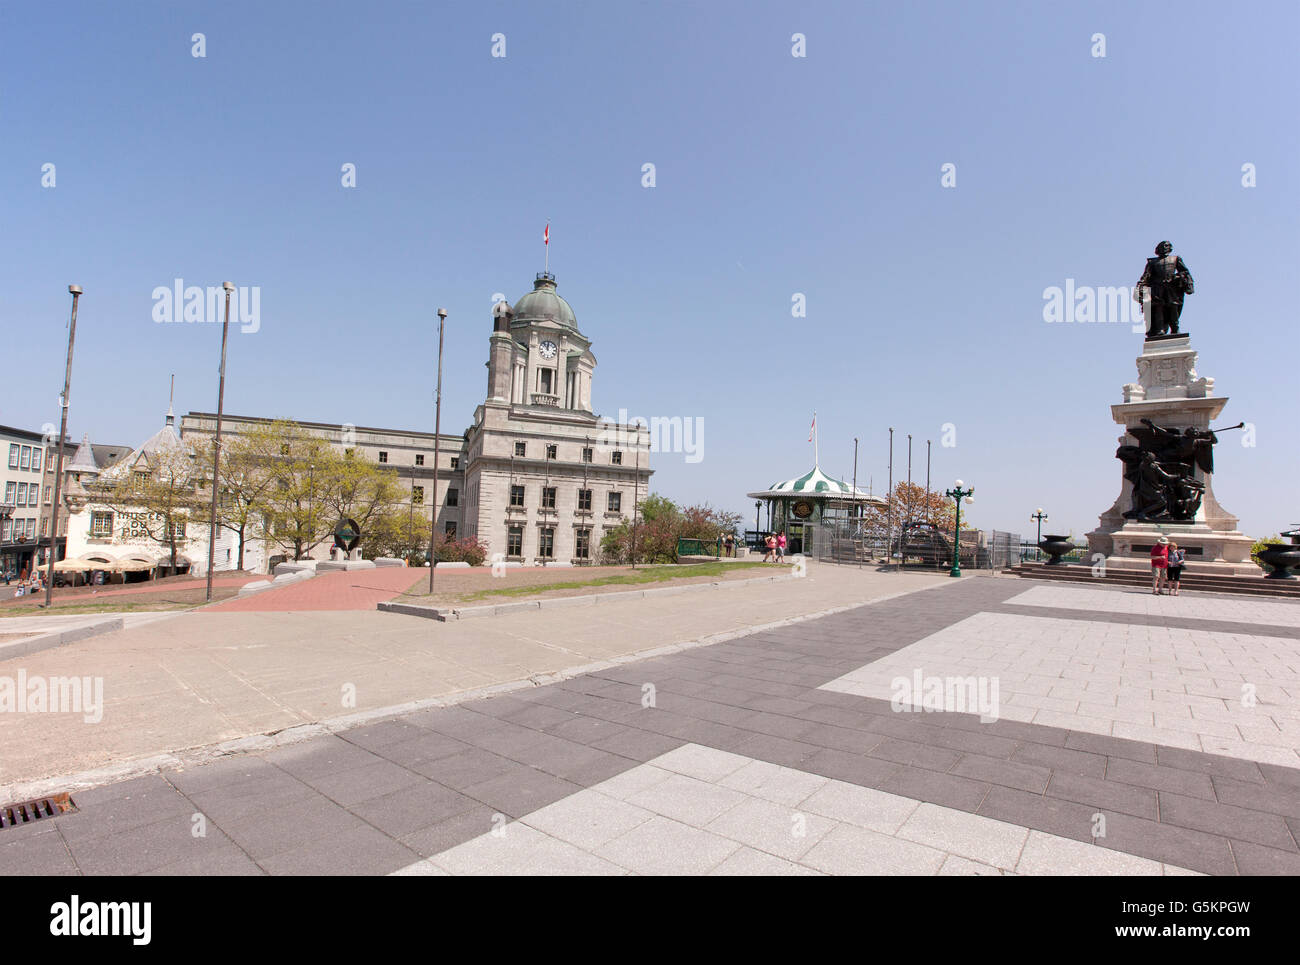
[462,273,651,564]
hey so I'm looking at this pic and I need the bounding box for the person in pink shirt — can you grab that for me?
[1150,536,1169,594]
[776,531,787,562]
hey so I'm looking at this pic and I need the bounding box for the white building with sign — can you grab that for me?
[62,408,265,578]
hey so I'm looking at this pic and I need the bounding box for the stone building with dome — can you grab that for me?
[461,271,651,563]
[178,269,651,568]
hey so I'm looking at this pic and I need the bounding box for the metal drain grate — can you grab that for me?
[0,792,77,829]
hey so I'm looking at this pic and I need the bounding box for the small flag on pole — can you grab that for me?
[808,412,816,443]
[543,223,549,246]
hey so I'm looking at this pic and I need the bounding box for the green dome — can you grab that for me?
[512,273,577,330]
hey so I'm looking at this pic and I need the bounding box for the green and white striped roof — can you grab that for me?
[746,464,883,503]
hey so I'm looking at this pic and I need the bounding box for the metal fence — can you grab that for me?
[810,520,1021,571]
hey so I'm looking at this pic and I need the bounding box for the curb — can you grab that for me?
[0,618,125,661]
[0,573,960,803]
[378,570,800,621]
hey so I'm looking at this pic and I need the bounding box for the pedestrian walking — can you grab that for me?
[763,533,776,563]
[1150,536,1169,594]
[724,532,735,558]
[1167,541,1185,596]
[776,531,787,563]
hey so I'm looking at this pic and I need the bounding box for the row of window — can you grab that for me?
[6,443,45,473]
[376,450,460,470]
[410,486,459,507]
[2,518,37,542]
[508,486,622,513]
[512,442,623,465]
[3,482,50,507]
[505,525,594,560]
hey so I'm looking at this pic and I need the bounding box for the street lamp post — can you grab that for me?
[205,282,235,602]
[43,284,82,609]
[307,463,315,560]
[1031,508,1048,562]
[428,308,447,594]
[945,480,975,578]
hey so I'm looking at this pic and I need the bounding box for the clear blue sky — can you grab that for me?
[3,1,1297,540]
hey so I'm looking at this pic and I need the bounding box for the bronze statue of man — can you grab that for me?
[1135,241,1194,337]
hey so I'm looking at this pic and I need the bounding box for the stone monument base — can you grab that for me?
[1090,521,1257,577]
[1086,332,1259,577]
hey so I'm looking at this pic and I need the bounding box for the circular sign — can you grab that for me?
[792,500,814,519]
[334,518,361,552]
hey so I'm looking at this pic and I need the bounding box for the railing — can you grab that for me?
[530,393,560,407]
[676,537,723,560]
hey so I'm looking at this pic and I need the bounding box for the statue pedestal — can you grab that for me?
[1086,335,1256,575]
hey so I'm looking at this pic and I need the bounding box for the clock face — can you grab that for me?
[539,340,558,360]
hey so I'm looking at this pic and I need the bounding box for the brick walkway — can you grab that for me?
[6,577,1299,875]
[206,567,425,612]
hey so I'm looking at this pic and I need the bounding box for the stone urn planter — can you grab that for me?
[1038,535,1074,566]
[1256,544,1300,580]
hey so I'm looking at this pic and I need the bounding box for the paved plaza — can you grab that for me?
[3,573,1299,875]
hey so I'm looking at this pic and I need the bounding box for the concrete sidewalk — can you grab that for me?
[6,576,1295,875]
[0,563,950,792]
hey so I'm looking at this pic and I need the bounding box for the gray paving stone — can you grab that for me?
[1063,731,1159,764]
[1045,771,1158,820]
[1230,839,1300,875]
[340,718,433,751]
[67,813,238,875]
[1211,776,1300,819]
[214,793,365,860]
[351,780,480,838]
[167,755,298,794]
[259,824,422,875]
[398,805,501,857]
[371,731,473,771]
[298,759,427,807]
[1010,742,1108,778]
[1158,791,1297,851]
[1103,757,1216,800]
[414,747,526,789]
[882,766,990,813]
[1153,746,1265,785]
[977,785,1097,844]
[461,768,585,820]
[1098,812,1236,876]
[0,826,79,875]
[589,727,683,762]
[56,780,194,843]
[140,844,265,876]
[951,753,1052,794]
[866,737,963,772]
[263,735,383,779]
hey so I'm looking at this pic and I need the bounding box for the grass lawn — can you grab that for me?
[401,560,775,606]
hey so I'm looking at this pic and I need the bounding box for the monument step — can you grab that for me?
[1007,563,1300,598]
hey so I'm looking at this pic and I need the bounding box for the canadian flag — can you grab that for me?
[808,413,816,442]
[544,223,549,246]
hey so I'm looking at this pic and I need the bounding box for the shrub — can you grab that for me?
[434,535,488,566]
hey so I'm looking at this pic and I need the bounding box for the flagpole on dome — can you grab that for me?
[543,221,550,275]
[808,411,819,467]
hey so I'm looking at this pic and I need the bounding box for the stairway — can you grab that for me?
[1006,562,1300,598]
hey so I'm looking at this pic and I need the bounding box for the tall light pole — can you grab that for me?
[925,440,932,523]
[428,308,447,594]
[205,282,235,602]
[42,285,81,609]
[887,428,894,568]
[852,436,859,518]
[1031,508,1048,562]
[945,480,975,578]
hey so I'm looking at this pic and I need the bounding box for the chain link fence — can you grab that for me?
[810,520,1021,571]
